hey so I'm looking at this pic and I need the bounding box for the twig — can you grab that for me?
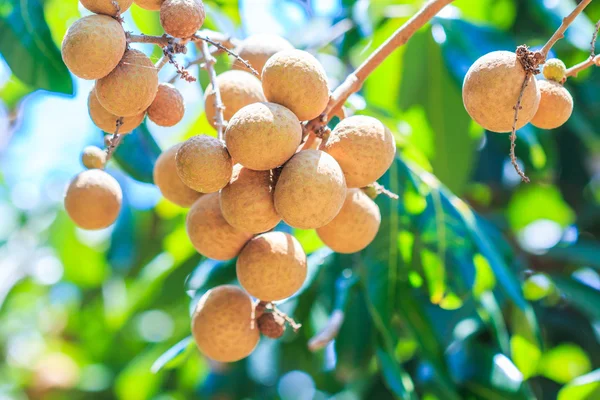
[163,43,195,82]
[373,182,399,199]
[509,74,531,183]
[591,19,600,57]
[200,39,226,139]
[564,19,600,79]
[127,33,171,46]
[272,305,301,332]
[105,117,124,163]
[539,0,593,59]
[154,55,169,71]
[308,310,344,351]
[192,34,259,76]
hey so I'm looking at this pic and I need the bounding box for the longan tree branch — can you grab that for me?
[200,40,226,139]
[105,118,124,163]
[127,33,171,46]
[564,19,600,79]
[539,0,593,59]
[192,34,259,76]
[510,74,531,183]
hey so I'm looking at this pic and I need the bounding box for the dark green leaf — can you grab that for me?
[113,122,161,183]
[151,336,195,373]
[551,276,600,321]
[376,348,417,400]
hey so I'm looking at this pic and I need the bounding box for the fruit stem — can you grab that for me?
[564,54,600,79]
[192,34,260,77]
[199,39,226,140]
[509,73,531,183]
[154,55,169,70]
[105,118,124,163]
[539,0,593,59]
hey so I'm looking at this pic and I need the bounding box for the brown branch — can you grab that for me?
[154,55,169,70]
[539,0,593,59]
[509,73,531,183]
[565,54,600,78]
[192,34,259,76]
[127,33,171,46]
[200,39,226,139]
[105,117,124,163]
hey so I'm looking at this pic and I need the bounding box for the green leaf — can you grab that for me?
[0,75,32,109]
[151,336,195,373]
[376,348,417,400]
[538,344,592,384]
[473,253,496,298]
[522,274,554,301]
[558,369,600,400]
[507,184,575,232]
[552,275,600,320]
[113,122,161,183]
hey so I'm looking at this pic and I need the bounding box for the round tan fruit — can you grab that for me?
[225,102,301,171]
[88,89,145,133]
[262,50,329,121]
[148,83,185,127]
[204,70,266,128]
[134,0,162,10]
[530,80,573,130]
[191,285,259,362]
[320,115,396,188]
[81,146,107,170]
[96,49,159,117]
[80,0,133,16]
[61,15,126,80]
[237,232,306,301]
[64,169,122,230]
[232,34,294,75]
[317,188,381,253]
[160,0,205,38]
[462,51,540,133]
[274,150,346,229]
[186,193,253,260]
[176,135,232,193]
[153,144,202,207]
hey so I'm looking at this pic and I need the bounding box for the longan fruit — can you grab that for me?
[153,144,202,207]
[274,150,346,229]
[317,188,381,253]
[61,15,126,80]
[148,83,185,127]
[191,285,259,362]
[237,232,307,301]
[232,34,294,75]
[96,49,159,117]
[80,0,133,16]
[64,169,122,230]
[176,135,232,193]
[186,193,253,260]
[530,80,573,130]
[320,115,396,188]
[134,0,163,11]
[204,70,266,128]
[543,59,567,82]
[160,0,205,38]
[220,165,281,234]
[88,89,145,133]
[81,146,107,170]
[262,50,330,121]
[462,51,540,133]
[225,102,301,171]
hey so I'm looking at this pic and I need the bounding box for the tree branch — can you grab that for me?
[565,54,600,78]
[127,33,171,46]
[539,0,593,59]
[105,117,124,163]
[200,40,226,139]
[192,34,259,76]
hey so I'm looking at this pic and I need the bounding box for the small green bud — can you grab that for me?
[543,58,567,82]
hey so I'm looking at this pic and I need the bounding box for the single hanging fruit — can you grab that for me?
[176,135,232,193]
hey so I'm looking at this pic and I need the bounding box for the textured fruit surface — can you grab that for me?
[186,193,253,260]
[80,0,133,16]
[531,80,573,129]
[153,144,202,207]
[160,0,205,38]
[191,285,259,362]
[220,165,280,233]
[462,51,540,133]
[274,150,346,229]
[64,169,122,230]
[134,0,163,10]
[96,49,159,117]
[88,89,145,133]
[232,34,294,75]
[257,313,285,339]
[204,70,266,128]
[237,232,307,301]
[543,58,567,82]
[148,83,185,127]
[317,189,381,253]
[81,146,107,170]
[225,102,301,171]
[176,135,232,193]
[321,115,396,188]
[262,50,329,121]
[61,15,126,80]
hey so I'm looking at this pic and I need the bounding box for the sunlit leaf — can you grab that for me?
[538,344,592,384]
[151,336,195,373]
[558,369,600,400]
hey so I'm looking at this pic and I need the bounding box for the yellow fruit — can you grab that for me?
[225,102,301,171]
[80,0,133,16]
[237,232,306,301]
[64,169,122,230]
[81,146,107,170]
[220,165,280,234]
[88,89,145,133]
[96,49,159,117]
[320,115,396,188]
[153,144,202,207]
[61,15,126,80]
[186,193,253,260]
[530,80,573,129]
[317,189,381,253]
[543,58,567,82]
[274,150,346,229]
[232,34,294,75]
[262,49,329,121]
[160,0,205,38]
[204,70,266,128]
[462,51,540,133]
[148,83,185,127]
[176,135,232,193]
[191,285,259,362]
[134,0,162,10]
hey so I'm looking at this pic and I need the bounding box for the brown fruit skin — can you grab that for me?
[530,80,573,129]
[176,135,233,193]
[237,232,307,301]
[81,146,107,170]
[61,15,126,80]
[80,0,133,16]
[134,0,163,10]
[148,83,185,127]
[317,189,381,254]
[274,150,346,229]
[160,0,205,38]
[225,102,301,171]
[88,89,145,133]
[220,165,281,234]
[204,70,266,128]
[232,34,294,75]
[153,144,202,207]
[257,313,285,339]
[191,285,259,362]
[96,49,159,117]
[462,51,540,133]
[64,169,122,230]
[262,50,329,121]
[186,193,253,260]
[320,115,396,188]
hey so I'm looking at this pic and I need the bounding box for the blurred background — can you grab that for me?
[1,0,600,399]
